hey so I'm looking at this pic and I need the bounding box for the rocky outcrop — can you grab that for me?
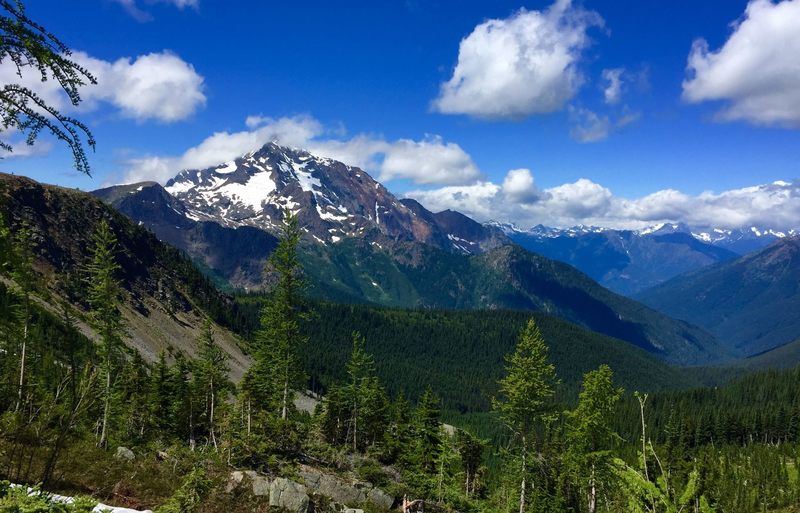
[270,477,310,513]
[298,465,394,510]
[225,470,270,496]
[225,465,392,511]
[114,447,135,461]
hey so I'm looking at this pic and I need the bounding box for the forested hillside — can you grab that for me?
[0,174,250,374]
[638,236,800,356]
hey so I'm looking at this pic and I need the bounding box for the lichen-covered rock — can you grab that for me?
[298,465,394,509]
[367,487,394,510]
[270,477,309,513]
[114,446,135,461]
[225,470,270,496]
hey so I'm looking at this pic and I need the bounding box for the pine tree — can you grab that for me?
[455,429,486,498]
[9,225,35,412]
[86,220,124,449]
[493,318,558,513]
[564,365,623,513]
[149,351,175,437]
[247,210,306,420]
[343,331,389,452]
[414,387,443,474]
[193,318,230,450]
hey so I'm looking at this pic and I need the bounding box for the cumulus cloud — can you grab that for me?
[0,50,206,124]
[75,51,206,122]
[122,115,482,186]
[601,67,624,104]
[432,0,603,119]
[682,0,800,127]
[407,171,800,232]
[502,168,540,202]
[377,136,480,185]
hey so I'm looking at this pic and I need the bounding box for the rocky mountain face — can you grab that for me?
[161,142,507,252]
[637,236,800,357]
[96,143,508,289]
[494,222,739,296]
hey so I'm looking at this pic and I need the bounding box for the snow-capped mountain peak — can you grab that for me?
[158,142,507,254]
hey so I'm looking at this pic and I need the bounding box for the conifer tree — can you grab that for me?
[193,318,230,450]
[383,391,413,463]
[248,210,306,420]
[414,387,443,474]
[565,365,623,513]
[86,220,124,449]
[493,318,558,513]
[9,226,35,412]
[455,429,486,498]
[343,331,388,451]
[149,351,175,437]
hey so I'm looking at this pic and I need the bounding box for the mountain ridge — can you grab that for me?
[637,235,800,356]
[90,146,726,365]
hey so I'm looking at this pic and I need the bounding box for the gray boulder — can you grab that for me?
[298,465,394,509]
[225,470,270,496]
[367,487,394,510]
[270,477,310,513]
[114,446,135,461]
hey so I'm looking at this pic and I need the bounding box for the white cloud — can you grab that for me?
[75,51,205,123]
[407,170,800,232]
[0,50,206,125]
[122,115,482,186]
[377,136,480,185]
[404,182,502,221]
[682,0,800,127]
[567,105,641,143]
[569,107,612,143]
[114,0,199,21]
[502,168,540,202]
[601,67,624,104]
[432,0,603,119]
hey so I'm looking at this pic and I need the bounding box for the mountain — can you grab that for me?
[692,226,798,254]
[161,142,507,253]
[93,145,726,365]
[0,173,250,378]
[494,222,739,295]
[637,236,800,356]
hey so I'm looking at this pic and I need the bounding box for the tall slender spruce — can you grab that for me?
[565,365,623,513]
[194,318,230,450]
[493,318,558,513]
[86,220,124,449]
[9,226,35,412]
[248,210,306,420]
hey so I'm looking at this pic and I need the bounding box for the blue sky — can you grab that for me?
[2,0,799,229]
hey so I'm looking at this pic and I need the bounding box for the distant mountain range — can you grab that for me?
[492,221,797,295]
[91,143,724,364]
[637,236,800,357]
